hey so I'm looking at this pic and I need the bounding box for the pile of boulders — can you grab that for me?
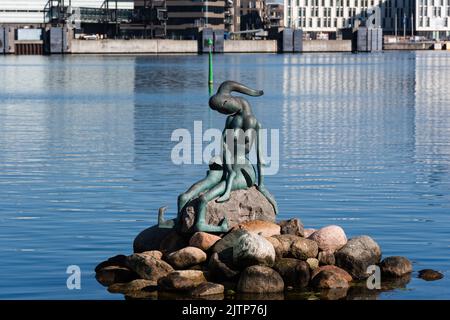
[95,218,421,299]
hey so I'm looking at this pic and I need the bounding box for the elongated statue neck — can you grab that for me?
[239,99,253,116]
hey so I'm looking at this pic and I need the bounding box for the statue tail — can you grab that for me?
[157,206,176,229]
[217,81,263,97]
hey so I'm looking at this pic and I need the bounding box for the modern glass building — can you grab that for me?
[284,0,450,39]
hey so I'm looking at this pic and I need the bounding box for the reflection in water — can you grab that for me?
[414,52,450,187]
[0,53,449,299]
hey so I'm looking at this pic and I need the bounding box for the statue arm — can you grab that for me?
[216,127,236,203]
[255,121,278,214]
[256,122,264,187]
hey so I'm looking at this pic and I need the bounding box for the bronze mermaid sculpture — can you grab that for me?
[158,81,278,233]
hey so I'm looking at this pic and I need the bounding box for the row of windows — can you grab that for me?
[290,16,424,28]
[419,0,449,5]
[288,0,378,7]
[290,0,450,6]
[294,17,351,28]
[419,6,450,16]
[418,16,449,25]
[294,7,411,18]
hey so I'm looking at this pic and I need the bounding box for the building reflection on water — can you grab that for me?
[414,52,450,188]
[278,53,450,226]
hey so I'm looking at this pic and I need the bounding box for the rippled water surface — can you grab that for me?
[0,52,449,299]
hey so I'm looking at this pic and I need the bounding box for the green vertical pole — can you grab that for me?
[207,38,213,95]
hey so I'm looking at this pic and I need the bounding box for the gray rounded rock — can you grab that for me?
[95,266,138,287]
[272,234,303,256]
[318,250,336,266]
[237,265,284,293]
[208,252,240,281]
[232,232,276,268]
[311,270,349,289]
[190,282,225,297]
[108,279,157,294]
[418,269,444,281]
[133,225,172,253]
[290,238,319,260]
[335,235,381,280]
[127,253,174,281]
[180,186,276,233]
[278,218,304,237]
[380,256,413,277]
[272,258,310,288]
[158,270,207,291]
[166,246,207,269]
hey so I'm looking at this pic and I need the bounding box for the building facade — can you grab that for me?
[165,0,225,39]
[122,0,167,38]
[0,0,134,25]
[284,0,450,39]
[416,0,450,39]
[227,0,267,32]
[267,2,284,28]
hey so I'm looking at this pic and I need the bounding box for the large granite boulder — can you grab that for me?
[127,253,174,281]
[308,225,347,253]
[158,270,207,292]
[272,258,310,288]
[133,225,172,253]
[179,186,276,233]
[237,266,284,293]
[232,232,276,268]
[335,236,381,280]
[379,256,413,278]
[166,246,207,269]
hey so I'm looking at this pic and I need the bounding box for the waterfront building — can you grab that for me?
[124,0,167,38]
[226,0,268,33]
[0,0,134,26]
[284,0,450,39]
[267,1,285,28]
[164,0,225,39]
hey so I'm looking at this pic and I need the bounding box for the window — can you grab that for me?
[317,18,321,27]
[309,18,313,27]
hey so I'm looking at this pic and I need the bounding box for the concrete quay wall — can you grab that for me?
[70,39,353,54]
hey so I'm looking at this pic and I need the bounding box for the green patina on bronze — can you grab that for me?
[158,80,278,233]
